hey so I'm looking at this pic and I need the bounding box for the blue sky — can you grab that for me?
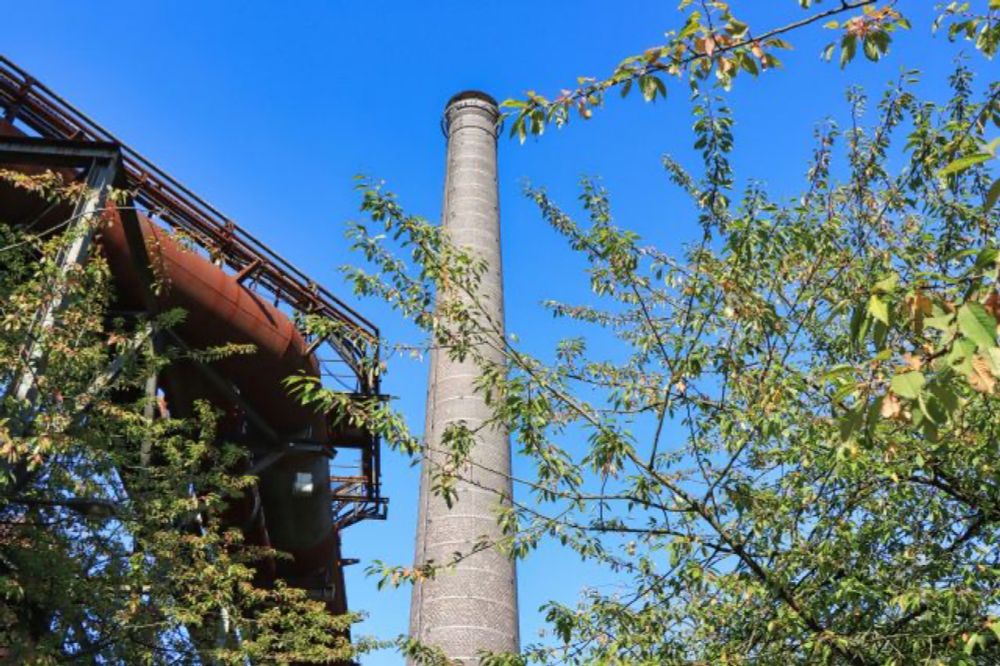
[1,2,987,663]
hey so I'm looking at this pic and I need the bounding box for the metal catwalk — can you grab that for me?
[0,54,387,624]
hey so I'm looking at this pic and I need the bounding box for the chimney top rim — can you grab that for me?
[446,90,499,110]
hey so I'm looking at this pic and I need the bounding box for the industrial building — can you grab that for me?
[0,54,517,665]
[0,52,386,641]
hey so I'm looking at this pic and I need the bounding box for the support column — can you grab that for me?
[409,91,519,664]
[9,158,115,406]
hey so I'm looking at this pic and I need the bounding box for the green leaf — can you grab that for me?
[850,304,869,346]
[863,37,880,61]
[924,312,955,332]
[917,390,944,424]
[965,631,988,655]
[678,10,701,39]
[868,294,889,325]
[985,178,1000,212]
[989,619,1000,641]
[832,381,861,404]
[653,76,667,99]
[891,371,925,400]
[840,34,857,68]
[973,246,999,274]
[928,381,959,420]
[640,75,665,102]
[820,364,856,383]
[948,336,978,375]
[939,153,991,177]
[872,30,891,54]
[957,302,997,350]
[873,273,898,294]
[872,319,889,351]
[838,407,864,442]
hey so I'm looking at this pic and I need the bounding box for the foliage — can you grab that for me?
[335,45,1000,666]
[502,1,1000,142]
[934,1,1000,59]
[0,174,364,664]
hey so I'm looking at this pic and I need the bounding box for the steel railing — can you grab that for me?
[0,54,379,392]
[0,54,386,528]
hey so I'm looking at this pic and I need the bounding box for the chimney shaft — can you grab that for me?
[409,91,519,664]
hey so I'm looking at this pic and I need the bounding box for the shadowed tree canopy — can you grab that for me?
[0,176,371,663]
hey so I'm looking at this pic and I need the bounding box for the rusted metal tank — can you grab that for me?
[0,119,345,611]
[100,212,342,593]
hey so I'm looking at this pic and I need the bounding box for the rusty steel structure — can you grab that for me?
[0,54,387,625]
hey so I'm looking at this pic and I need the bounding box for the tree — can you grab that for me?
[0,173,365,664]
[326,2,1000,664]
[503,1,996,142]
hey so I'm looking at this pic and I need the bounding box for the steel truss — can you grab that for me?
[0,56,386,529]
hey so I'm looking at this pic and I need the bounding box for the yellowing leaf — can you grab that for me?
[880,392,902,419]
[905,292,933,333]
[969,355,997,394]
[985,290,1000,322]
[902,353,923,371]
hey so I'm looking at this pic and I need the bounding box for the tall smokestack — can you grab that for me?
[409,91,519,664]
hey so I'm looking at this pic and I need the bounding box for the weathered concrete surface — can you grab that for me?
[409,91,519,664]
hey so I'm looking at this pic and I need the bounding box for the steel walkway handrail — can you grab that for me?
[0,54,386,530]
[0,54,379,392]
